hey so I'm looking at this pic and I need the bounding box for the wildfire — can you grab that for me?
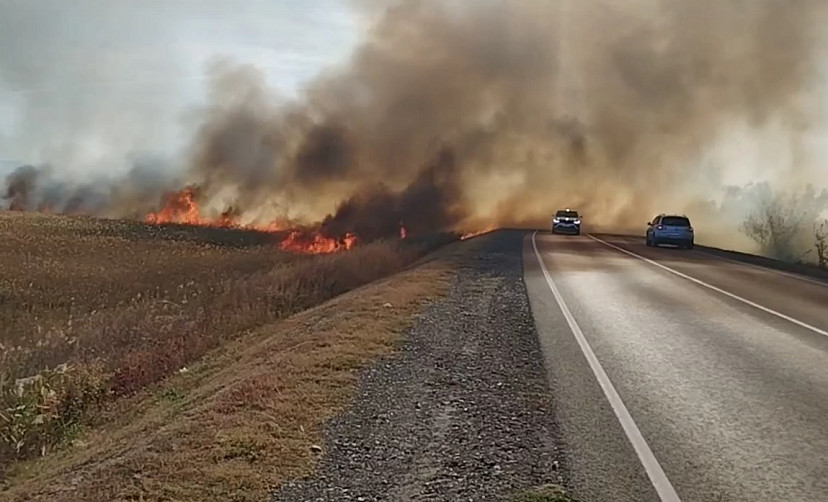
[142,187,369,255]
[279,230,358,254]
[255,220,292,233]
[217,208,240,228]
[460,227,496,240]
[145,187,202,225]
[144,188,287,231]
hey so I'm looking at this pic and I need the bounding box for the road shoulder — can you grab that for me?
[277,230,568,501]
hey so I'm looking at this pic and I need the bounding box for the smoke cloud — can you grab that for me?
[4,0,828,249]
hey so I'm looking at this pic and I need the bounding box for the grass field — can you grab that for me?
[2,246,455,501]
[0,211,452,474]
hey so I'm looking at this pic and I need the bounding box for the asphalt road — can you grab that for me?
[524,232,828,502]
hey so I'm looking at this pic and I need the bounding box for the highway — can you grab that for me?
[524,232,828,502]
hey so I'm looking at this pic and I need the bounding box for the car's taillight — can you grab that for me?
[688,227,694,232]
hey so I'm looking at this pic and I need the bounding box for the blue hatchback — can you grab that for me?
[646,214,694,249]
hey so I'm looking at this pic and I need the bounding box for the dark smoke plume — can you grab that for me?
[4,0,828,247]
[2,158,180,217]
[320,147,464,240]
[3,165,40,211]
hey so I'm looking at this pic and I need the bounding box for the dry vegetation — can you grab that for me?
[815,221,827,269]
[739,186,828,265]
[1,254,454,501]
[0,211,453,478]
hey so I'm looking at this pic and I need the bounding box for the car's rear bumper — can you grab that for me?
[653,235,693,245]
[553,224,581,234]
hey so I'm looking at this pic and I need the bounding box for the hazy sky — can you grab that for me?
[0,0,359,173]
[2,0,827,237]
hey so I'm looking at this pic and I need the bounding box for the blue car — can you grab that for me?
[552,208,581,235]
[646,214,694,249]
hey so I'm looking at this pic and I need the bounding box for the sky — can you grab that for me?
[0,0,359,175]
[3,0,827,192]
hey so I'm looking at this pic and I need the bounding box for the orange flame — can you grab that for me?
[143,187,408,255]
[460,227,496,240]
[146,187,202,225]
[144,188,291,232]
[279,230,358,254]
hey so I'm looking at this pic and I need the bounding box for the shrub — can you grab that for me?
[815,220,827,270]
[0,363,109,470]
[740,185,828,261]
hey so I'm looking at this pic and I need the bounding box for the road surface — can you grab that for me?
[524,232,828,502]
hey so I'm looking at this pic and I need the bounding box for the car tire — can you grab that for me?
[652,238,659,248]
[686,241,694,250]
[646,235,652,247]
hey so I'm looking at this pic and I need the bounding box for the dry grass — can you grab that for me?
[0,210,453,473]
[1,212,291,376]
[1,239,455,501]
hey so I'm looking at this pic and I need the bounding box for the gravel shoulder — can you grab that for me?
[276,230,568,502]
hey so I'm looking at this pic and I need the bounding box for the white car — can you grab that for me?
[552,208,581,235]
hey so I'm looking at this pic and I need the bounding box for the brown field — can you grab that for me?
[1,246,455,501]
[0,210,453,475]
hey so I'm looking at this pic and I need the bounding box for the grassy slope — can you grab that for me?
[0,211,294,378]
[2,238,455,501]
[0,210,452,480]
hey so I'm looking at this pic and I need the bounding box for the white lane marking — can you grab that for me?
[694,249,828,289]
[599,234,828,288]
[588,234,828,338]
[531,231,683,502]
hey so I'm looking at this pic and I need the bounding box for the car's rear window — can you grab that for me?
[662,216,690,227]
[556,210,579,218]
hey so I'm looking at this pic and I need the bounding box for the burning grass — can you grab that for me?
[0,220,465,501]
[142,186,363,254]
[460,226,497,240]
[0,210,453,475]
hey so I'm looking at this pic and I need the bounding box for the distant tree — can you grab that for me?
[740,185,828,261]
[815,221,828,270]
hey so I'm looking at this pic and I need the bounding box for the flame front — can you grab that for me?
[144,187,290,231]
[143,187,404,255]
[280,230,358,254]
[146,187,202,225]
[460,227,496,240]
